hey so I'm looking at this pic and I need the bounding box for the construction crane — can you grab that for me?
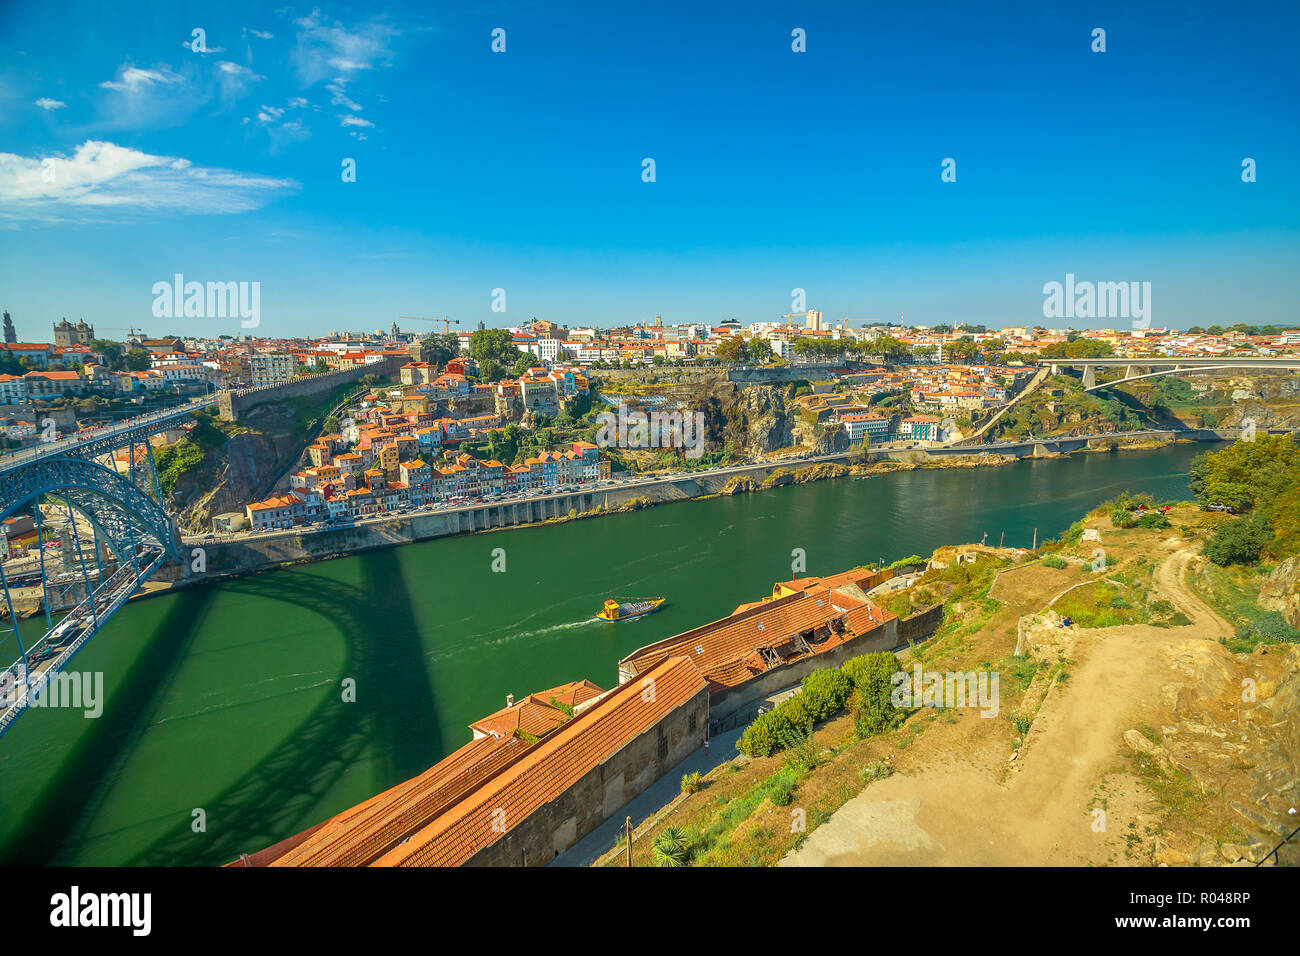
[399,315,461,334]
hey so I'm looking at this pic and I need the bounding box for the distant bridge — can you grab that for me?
[1038,356,1300,391]
[0,400,211,738]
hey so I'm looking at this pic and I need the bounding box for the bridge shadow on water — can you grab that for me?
[4,548,443,866]
[1,586,217,865]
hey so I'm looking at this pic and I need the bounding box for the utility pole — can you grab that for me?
[625,816,633,867]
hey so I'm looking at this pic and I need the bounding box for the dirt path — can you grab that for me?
[780,549,1228,866]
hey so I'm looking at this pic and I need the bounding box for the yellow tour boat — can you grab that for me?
[596,597,666,622]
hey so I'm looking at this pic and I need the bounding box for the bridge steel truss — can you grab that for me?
[0,417,188,739]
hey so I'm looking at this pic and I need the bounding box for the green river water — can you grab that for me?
[0,443,1210,865]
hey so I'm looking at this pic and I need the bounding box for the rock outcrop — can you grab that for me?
[1259,556,1300,627]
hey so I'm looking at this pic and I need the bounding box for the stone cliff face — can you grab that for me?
[169,404,306,532]
[1260,556,1300,627]
[733,384,796,453]
[814,423,850,455]
[699,383,797,455]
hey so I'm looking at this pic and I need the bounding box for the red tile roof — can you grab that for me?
[371,657,706,867]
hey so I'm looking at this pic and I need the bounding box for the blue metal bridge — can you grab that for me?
[0,398,214,737]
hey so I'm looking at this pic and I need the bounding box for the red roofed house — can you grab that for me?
[239,660,708,867]
[618,569,899,721]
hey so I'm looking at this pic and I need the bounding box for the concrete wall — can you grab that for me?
[897,604,944,646]
[464,683,710,866]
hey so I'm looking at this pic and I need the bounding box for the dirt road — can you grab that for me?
[780,550,1228,866]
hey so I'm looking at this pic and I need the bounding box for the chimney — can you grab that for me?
[506,694,514,707]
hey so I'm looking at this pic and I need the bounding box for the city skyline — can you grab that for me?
[1,1,1298,336]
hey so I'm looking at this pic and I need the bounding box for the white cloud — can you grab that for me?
[94,62,205,129]
[243,28,274,40]
[0,140,297,222]
[217,61,262,78]
[325,78,363,112]
[215,61,265,106]
[339,115,373,128]
[35,97,67,111]
[98,64,185,92]
[292,10,399,85]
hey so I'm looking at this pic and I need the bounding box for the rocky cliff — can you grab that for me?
[698,382,798,455]
[1260,556,1300,627]
[169,404,309,532]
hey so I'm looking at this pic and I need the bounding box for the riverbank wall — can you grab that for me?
[147,431,1225,592]
[154,456,857,585]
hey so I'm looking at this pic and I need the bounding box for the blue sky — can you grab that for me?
[0,0,1297,337]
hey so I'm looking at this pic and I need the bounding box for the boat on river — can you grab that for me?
[596,597,665,622]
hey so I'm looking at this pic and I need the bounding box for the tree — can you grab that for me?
[1190,435,1298,513]
[468,328,523,369]
[1039,339,1116,359]
[91,339,125,370]
[715,336,746,364]
[125,348,151,371]
[947,336,979,362]
[746,337,773,364]
[420,332,460,367]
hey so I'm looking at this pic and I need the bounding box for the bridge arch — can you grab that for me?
[0,456,178,562]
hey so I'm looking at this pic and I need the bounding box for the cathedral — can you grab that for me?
[53,317,95,347]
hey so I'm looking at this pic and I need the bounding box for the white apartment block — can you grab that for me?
[251,352,297,387]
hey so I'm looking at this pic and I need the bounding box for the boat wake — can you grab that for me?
[489,618,604,644]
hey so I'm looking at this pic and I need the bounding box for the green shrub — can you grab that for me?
[737,719,777,758]
[841,651,899,692]
[800,668,851,722]
[884,592,913,618]
[680,771,702,795]
[652,827,691,867]
[1205,514,1271,566]
[845,652,906,740]
[1107,491,1154,529]
[765,769,798,806]
[888,554,926,570]
[1041,555,1068,570]
[1062,520,1087,545]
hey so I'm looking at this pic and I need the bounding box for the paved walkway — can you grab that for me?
[551,727,745,867]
